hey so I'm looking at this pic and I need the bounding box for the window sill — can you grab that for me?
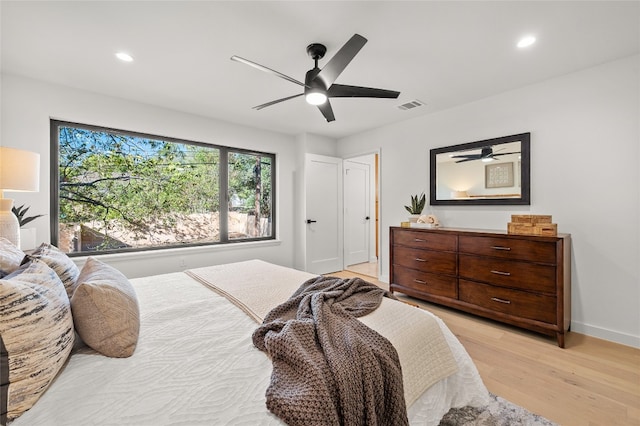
[70,239,282,263]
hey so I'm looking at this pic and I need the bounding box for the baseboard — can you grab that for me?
[569,321,640,349]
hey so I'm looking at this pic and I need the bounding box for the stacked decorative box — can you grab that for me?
[507,214,557,236]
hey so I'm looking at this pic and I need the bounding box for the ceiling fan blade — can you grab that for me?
[316,34,367,89]
[492,151,521,156]
[328,84,400,99]
[253,93,304,110]
[317,99,336,122]
[455,158,476,163]
[451,154,481,159]
[231,56,307,88]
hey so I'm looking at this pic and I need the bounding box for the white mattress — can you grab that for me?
[11,263,488,425]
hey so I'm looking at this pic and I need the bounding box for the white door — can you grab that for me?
[344,160,370,266]
[305,154,343,274]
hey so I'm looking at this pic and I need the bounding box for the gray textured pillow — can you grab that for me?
[0,259,74,422]
[27,242,80,299]
[71,257,140,358]
[0,237,25,278]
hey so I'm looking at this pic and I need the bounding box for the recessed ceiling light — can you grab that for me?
[517,36,536,49]
[115,52,134,62]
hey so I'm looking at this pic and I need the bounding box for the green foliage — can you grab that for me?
[11,204,45,227]
[59,126,274,250]
[58,128,220,235]
[404,192,426,215]
[228,152,272,217]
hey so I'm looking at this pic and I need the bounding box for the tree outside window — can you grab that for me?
[228,152,272,240]
[51,120,275,254]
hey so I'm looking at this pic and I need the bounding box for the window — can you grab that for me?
[51,120,275,255]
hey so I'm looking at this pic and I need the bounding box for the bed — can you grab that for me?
[1,241,489,425]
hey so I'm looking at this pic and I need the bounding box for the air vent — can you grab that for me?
[396,99,424,110]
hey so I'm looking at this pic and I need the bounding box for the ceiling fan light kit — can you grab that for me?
[231,34,400,122]
[305,91,327,106]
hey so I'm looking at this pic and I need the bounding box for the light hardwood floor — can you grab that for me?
[345,261,378,278]
[331,270,640,426]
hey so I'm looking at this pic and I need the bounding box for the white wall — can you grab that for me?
[1,74,298,277]
[337,55,640,348]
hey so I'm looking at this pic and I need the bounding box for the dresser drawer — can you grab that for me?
[393,246,457,275]
[459,235,557,264]
[459,280,557,324]
[459,254,556,293]
[393,230,457,251]
[393,268,457,298]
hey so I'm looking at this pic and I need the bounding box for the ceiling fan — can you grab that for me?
[452,146,521,163]
[231,33,400,122]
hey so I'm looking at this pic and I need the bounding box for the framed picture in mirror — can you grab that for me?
[485,162,514,188]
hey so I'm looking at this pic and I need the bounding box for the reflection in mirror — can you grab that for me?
[430,133,530,205]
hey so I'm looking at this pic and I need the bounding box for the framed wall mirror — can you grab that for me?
[430,133,530,205]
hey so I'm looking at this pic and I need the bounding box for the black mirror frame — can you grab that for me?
[429,132,530,206]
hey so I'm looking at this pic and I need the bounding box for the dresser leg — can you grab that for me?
[556,332,565,348]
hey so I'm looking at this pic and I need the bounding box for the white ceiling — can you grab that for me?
[2,1,638,139]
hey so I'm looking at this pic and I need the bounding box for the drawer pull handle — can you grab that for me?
[413,279,427,284]
[491,297,511,304]
[414,258,427,262]
[414,238,426,242]
[491,246,511,251]
[491,270,511,276]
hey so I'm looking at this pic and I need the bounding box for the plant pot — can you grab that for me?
[408,215,420,223]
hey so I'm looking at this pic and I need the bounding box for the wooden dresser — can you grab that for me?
[389,227,571,347]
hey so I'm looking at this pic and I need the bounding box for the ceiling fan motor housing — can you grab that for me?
[305,68,326,94]
[305,43,328,99]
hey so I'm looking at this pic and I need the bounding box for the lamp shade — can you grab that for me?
[451,190,469,199]
[0,147,40,192]
[0,147,41,248]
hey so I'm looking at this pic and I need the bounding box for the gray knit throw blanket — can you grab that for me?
[252,276,409,426]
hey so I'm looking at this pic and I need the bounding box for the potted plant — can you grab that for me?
[12,204,44,250]
[404,192,426,222]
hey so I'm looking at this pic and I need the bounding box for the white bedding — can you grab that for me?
[186,260,459,406]
[11,261,489,425]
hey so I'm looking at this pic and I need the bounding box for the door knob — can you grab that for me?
[365,216,370,220]
[306,219,317,224]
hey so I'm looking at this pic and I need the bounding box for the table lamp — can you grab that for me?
[451,190,469,199]
[0,147,40,247]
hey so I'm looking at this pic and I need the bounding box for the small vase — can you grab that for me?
[0,200,20,246]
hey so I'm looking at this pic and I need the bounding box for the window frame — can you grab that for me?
[50,120,276,256]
